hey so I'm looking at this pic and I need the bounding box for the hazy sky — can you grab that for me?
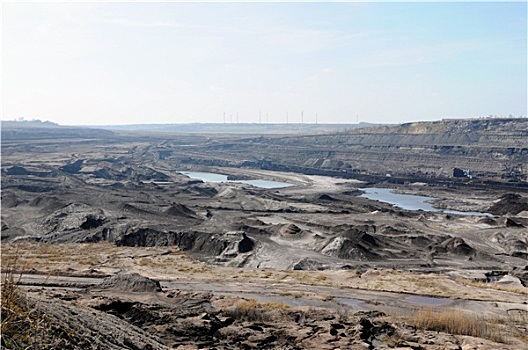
[2,1,527,125]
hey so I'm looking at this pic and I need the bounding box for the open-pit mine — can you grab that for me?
[1,118,527,349]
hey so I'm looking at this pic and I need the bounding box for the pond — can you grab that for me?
[179,171,294,189]
[360,187,490,216]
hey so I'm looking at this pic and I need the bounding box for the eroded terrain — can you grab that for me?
[1,119,527,349]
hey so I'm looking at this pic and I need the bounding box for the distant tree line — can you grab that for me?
[3,118,59,126]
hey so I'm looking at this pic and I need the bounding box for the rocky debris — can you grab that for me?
[97,273,162,293]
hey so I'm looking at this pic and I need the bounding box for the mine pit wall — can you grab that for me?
[177,156,528,192]
[170,119,528,187]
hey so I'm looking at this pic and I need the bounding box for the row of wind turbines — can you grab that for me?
[222,111,360,124]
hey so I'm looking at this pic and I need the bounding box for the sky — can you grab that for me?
[2,1,527,125]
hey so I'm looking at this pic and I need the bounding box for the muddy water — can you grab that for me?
[179,171,294,189]
[360,187,490,216]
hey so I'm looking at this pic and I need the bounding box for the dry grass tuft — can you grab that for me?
[221,299,287,322]
[408,308,503,343]
[454,277,528,295]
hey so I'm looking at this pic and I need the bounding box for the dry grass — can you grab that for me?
[0,253,76,349]
[408,308,503,343]
[454,277,528,295]
[276,290,305,298]
[221,299,288,322]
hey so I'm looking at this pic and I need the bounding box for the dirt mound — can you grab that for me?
[504,218,525,228]
[321,237,381,261]
[431,237,475,256]
[60,159,84,174]
[279,223,302,236]
[488,194,528,215]
[98,273,162,293]
[216,187,238,199]
[6,165,31,175]
[43,204,106,232]
[28,196,64,211]
[1,192,21,208]
[292,258,328,270]
[318,194,335,201]
[164,203,197,218]
[185,185,218,197]
[119,203,153,215]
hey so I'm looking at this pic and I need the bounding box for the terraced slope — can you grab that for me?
[168,118,527,184]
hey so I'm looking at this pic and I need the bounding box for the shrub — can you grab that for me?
[222,299,287,322]
[408,308,503,342]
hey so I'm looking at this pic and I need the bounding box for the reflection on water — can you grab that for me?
[360,187,490,216]
[179,171,294,189]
